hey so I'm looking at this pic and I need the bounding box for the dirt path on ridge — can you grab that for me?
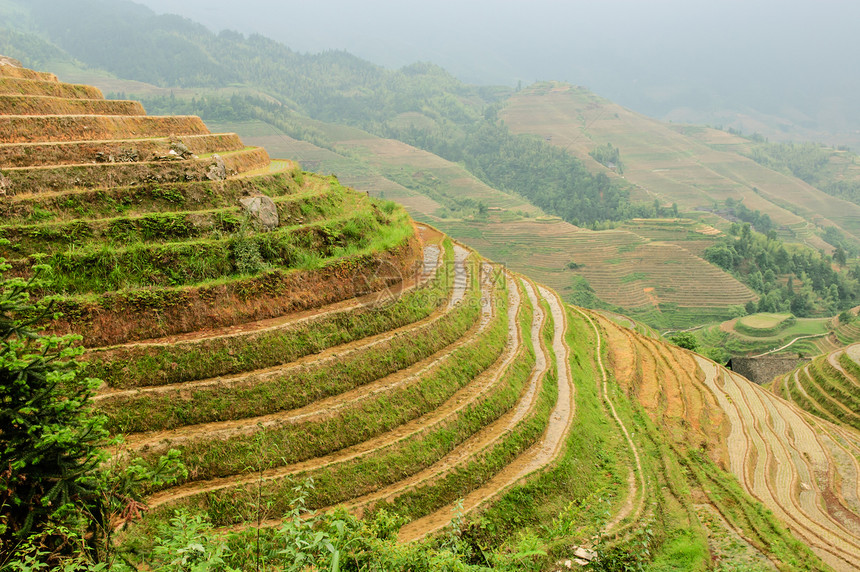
[847,344,860,365]
[145,262,505,510]
[329,277,543,522]
[397,284,574,542]
[449,244,469,308]
[829,343,860,389]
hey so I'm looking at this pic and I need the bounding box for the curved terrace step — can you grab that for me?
[0,133,245,168]
[0,114,210,144]
[0,171,302,224]
[0,94,145,116]
[697,355,860,571]
[87,224,443,361]
[117,253,481,454]
[398,283,575,541]
[44,235,422,347]
[1,147,270,194]
[0,65,59,82]
[331,274,536,510]
[0,77,104,99]
[0,189,341,257]
[142,259,506,510]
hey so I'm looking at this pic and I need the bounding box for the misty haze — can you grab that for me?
[2,1,860,570]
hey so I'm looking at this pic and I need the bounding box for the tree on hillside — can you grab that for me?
[0,257,108,560]
[668,332,700,352]
[834,246,848,267]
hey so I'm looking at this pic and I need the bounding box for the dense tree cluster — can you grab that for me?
[704,224,860,316]
[723,198,774,235]
[589,142,624,174]
[388,116,641,224]
[0,262,107,560]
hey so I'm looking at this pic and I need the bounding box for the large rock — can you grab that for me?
[206,154,227,181]
[0,172,10,196]
[239,195,279,230]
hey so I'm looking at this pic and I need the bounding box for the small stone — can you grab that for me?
[573,558,590,566]
[574,547,596,561]
[239,195,279,230]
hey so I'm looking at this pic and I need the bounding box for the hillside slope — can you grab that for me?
[6,60,860,571]
[501,83,860,251]
[770,342,860,433]
[599,315,860,571]
[0,59,589,564]
[0,6,767,325]
[197,115,757,324]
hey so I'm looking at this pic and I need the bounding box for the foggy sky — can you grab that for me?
[131,0,860,138]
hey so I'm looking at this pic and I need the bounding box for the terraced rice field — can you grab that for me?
[0,62,583,546]
[771,342,860,433]
[443,221,755,311]
[102,239,580,538]
[696,313,860,358]
[598,311,860,571]
[699,358,860,571]
[13,60,860,568]
[205,117,755,320]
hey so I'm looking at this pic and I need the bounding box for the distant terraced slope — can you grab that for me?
[501,83,860,250]
[598,316,860,571]
[0,60,583,546]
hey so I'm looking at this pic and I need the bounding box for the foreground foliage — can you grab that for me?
[0,257,107,559]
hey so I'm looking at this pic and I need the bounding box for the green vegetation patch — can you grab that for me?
[99,269,476,433]
[0,188,339,257]
[47,219,416,347]
[134,271,502,488]
[0,171,303,224]
[620,271,648,284]
[87,241,456,389]
[24,207,389,295]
